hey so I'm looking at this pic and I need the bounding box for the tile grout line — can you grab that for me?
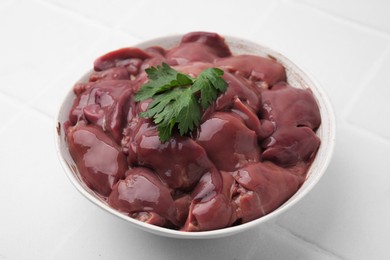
[0,89,54,136]
[288,0,390,39]
[340,45,390,120]
[37,0,112,30]
[270,223,349,260]
[250,0,285,30]
[108,1,149,40]
[37,0,145,41]
[345,119,390,146]
[43,207,100,260]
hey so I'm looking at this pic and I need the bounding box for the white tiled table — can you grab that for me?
[1,0,389,259]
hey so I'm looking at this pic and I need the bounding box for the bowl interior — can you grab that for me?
[55,35,336,239]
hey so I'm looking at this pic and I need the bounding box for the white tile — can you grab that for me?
[0,0,106,103]
[44,0,145,28]
[346,50,390,140]
[253,1,390,114]
[117,0,275,40]
[296,0,390,34]
[0,109,94,259]
[276,121,390,260]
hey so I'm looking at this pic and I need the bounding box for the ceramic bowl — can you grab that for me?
[55,34,336,239]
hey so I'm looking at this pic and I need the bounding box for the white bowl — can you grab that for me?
[55,34,336,239]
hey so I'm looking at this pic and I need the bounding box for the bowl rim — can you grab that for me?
[55,33,336,239]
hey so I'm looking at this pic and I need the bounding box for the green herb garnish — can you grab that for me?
[134,63,227,142]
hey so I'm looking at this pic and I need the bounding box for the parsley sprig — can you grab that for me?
[134,63,227,142]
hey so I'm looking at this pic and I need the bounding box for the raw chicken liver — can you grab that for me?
[65,32,321,231]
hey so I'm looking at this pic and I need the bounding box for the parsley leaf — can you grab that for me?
[192,67,227,109]
[135,63,227,142]
[134,63,193,101]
